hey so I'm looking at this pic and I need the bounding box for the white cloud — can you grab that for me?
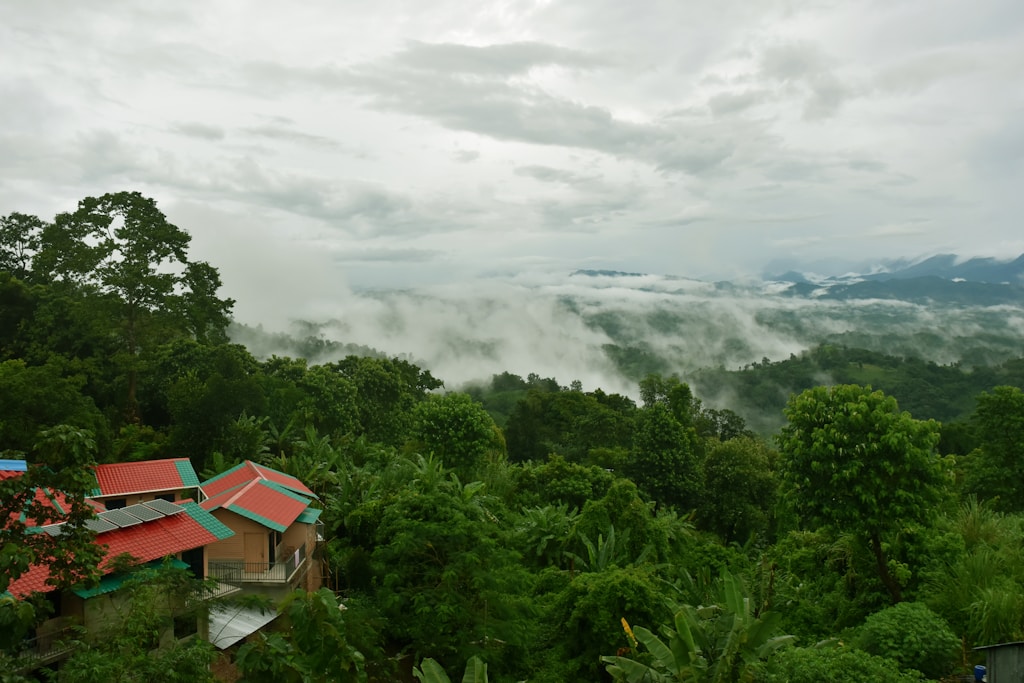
[0,0,1020,302]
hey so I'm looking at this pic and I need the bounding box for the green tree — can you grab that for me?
[767,645,928,683]
[548,565,666,682]
[777,385,945,603]
[367,475,531,671]
[0,212,43,281]
[0,360,109,455]
[329,356,442,445]
[235,588,372,683]
[504,388,634,463]
[409,393,506,480]
[628,403,701,511]
[0,426,103,596]
[34,192,233,422]
[697,437,777,544]
[853,602,959,679]
[963,385,1024,511]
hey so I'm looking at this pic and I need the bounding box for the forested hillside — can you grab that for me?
[4,194,1024,682]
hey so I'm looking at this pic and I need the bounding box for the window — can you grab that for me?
[155,493,175,503]
[105,498,126,509]
[174,614,198,640]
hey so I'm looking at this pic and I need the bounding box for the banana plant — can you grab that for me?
[602,571,794,683]
[413,655,489,683]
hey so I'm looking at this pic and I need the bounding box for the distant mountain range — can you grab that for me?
[574,254,1024,306]
[767,253,1024,285]
[765,254,1024,305]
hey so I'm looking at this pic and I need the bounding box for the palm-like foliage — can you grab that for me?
[565,525,654,573]
[515,504,578,568]
[603,571,793,683]
[413,655,489,683]
[924,497,1024,645]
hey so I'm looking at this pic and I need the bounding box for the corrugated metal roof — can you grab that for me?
[208,604,279,649]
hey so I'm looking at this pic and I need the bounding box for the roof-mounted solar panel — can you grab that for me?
[142,498,185,516]
[99,508,143,528]
[84,517,119,533]
[39,524,64,536]
[123,503,163,522]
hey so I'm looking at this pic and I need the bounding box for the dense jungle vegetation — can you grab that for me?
[4,194,1024,682]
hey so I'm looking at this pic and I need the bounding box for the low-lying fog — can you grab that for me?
[231,271,1024,398]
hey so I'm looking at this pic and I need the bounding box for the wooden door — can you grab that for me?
[244,532,266,571]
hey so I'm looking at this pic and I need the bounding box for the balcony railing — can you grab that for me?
[14,624,78,668]
[208,544,307,584]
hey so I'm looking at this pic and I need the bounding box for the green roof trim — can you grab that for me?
[43,487,65,515]
[223,505,288,533]
[181,501,234,540]
[175,460,201,488]
[295,507,322,524]
[199,461,247,489]
[72,558,189,599]
[261,479,314,505]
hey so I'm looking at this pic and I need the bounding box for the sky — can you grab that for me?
[2,0,1024,325]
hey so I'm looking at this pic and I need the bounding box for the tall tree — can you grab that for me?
[776,384,945,603]
[0,212,43,281]
[628,403,701,511]
[698,437,777,544]
[34,192,233,422]
[964,385,1024,511]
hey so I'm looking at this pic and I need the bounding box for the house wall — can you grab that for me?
[205,510,322,592]
[93,488,194,507]
[281,522,307,555]
[205,510,269,560]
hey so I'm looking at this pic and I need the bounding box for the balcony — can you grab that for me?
[13,622,78,669]
[208,544,307,584]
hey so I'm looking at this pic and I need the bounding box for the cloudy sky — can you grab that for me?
[3,0,1023,312]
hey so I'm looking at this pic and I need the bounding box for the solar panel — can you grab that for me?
[123,503,163,522]
[39,524,64,536]
[143,498,185,516]
[84,517,119,533]
[99,508,144,528]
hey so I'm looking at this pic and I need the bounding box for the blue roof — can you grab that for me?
[0,459,28,471]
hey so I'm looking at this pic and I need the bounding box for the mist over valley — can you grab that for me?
[233,255,1024,430]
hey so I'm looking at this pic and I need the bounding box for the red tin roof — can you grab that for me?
[93,458,200,498]
[5,501,231,599]
[200,479,312,533]
[200,461,315,500]
[2,464,105,526]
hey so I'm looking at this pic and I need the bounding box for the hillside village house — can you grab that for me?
[1,457,324,667]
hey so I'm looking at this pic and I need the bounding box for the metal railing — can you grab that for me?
[207,544,307,584]
[14,624,78,668]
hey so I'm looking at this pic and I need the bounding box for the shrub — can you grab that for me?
[854,601,960,679]
[768,645,925,683]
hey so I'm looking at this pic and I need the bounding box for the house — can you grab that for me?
[90,457,202,508]
[199,461,323,598]
[2,456,234,667]
[1,457,325,664]
[974,642,1024,682]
